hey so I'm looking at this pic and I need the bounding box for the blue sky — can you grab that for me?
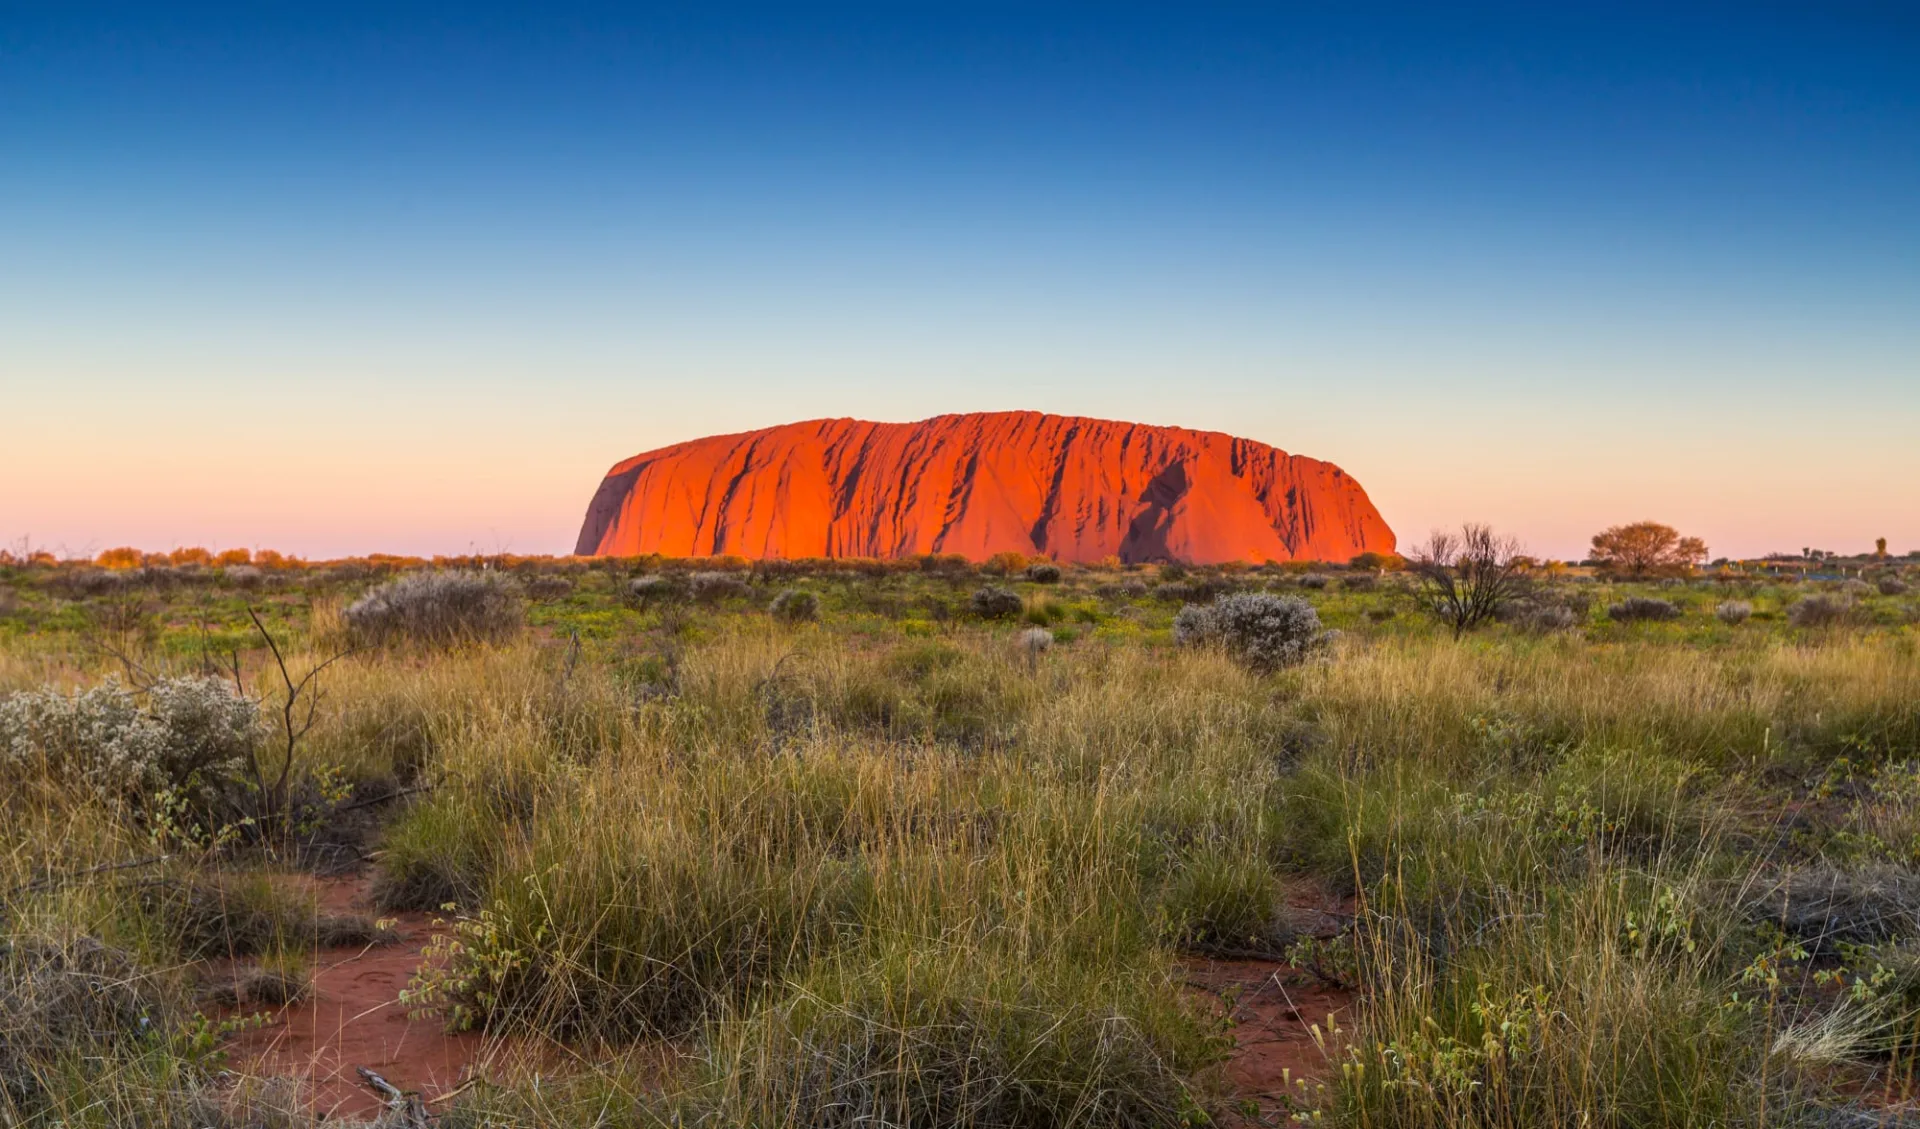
[2,2,1915,559]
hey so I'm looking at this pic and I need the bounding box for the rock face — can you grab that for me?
[575,412,1396,564]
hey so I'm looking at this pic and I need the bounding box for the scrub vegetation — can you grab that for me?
[3,546,1920,1127]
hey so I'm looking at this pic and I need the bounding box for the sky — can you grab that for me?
[2,2,1916,562]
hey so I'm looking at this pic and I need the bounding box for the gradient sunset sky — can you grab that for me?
[3,3,1915,562]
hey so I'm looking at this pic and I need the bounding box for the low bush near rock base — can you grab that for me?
[1173,593,1328,671]
[343,570,524,648]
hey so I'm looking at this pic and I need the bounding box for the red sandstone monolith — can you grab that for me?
[575,412,1395,564]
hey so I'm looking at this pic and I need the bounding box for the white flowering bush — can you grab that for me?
[1173,593,1329,672]
[0,676,262,810]
[343,570,524,648]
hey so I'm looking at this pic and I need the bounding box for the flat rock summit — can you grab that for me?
[575,412,1396,564]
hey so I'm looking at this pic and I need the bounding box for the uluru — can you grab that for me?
[575,412,1396,565]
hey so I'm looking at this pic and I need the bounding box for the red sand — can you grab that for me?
[225,879,487,1119]
[1187,956,1352,1116]
[576,411,1396,564]
[227,874,1357,1120]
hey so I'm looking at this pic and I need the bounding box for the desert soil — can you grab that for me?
[222,875,486,1119]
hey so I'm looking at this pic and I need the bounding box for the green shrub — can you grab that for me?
[141,873,386,959]
[1607,596,1681,622]
[1024,561,1062,584]
[1159,845,1279,954]
[770,589,819,623]
[371,797,499,912]
[970,586,1023,621]
[693,949,1218,1129]
[627,573,684,607]
[689,571,750,605]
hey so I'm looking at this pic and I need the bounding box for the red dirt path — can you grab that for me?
[226,874,1355,1120]
[1187,957,1352,1121]
[224,877,488,1119]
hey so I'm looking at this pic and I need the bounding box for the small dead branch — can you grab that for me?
[358,1065,430,1126]
[246,606,357,828]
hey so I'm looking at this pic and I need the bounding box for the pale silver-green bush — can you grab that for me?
[689,571,751,605]
[1789,594,1855,628]
[343,570,523,648]
[770,589,819,623]
[0,676,261,808]
[1174,593,1327,672]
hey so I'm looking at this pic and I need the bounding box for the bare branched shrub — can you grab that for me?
[770,589,819,623]
[1880,577,1910,597]
[1299,573,1330,590]
[690,571,751,605]
[343,570,523,648]
[1716,600,1754,625]
[969,586,1023,621]
[1409,524,1531,637]
[1788,594,1855,628]
[1173,593,1328,672]
[1608,597,1682,623]
[0,676,262,812]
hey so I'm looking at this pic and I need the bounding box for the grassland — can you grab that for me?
[3,553,1920,1127]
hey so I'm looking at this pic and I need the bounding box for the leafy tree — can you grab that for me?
[1589,521,1707,577]
[95,547,142,570]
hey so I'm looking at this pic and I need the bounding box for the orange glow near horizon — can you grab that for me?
[5,394,1914,565]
